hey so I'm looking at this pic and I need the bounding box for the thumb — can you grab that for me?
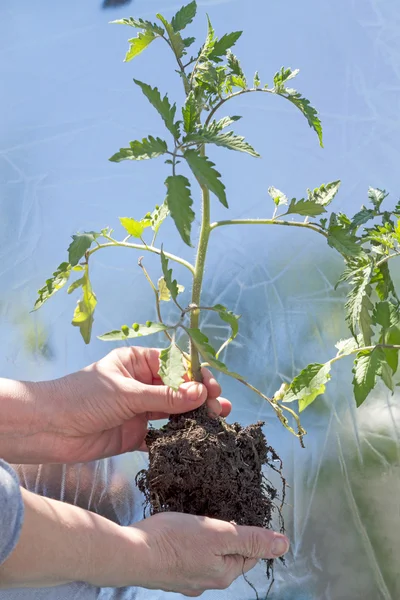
[132,381,207,414]
[218,523,290,560]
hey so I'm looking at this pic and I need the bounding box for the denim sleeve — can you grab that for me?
[0,459,24,566]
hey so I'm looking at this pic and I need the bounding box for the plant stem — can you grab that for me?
[210,218,328,238]
[190,148,212,382]
[88,239,195,275]
[329,343,400,366]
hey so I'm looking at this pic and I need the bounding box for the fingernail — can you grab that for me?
[271,535,289,557]
[181,382,204,401]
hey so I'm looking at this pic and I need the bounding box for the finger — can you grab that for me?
[132,380,208,415]
[218,397,232,417]
[215,521,290,560]
[146,398,231,420]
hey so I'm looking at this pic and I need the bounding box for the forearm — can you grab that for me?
[0,487,144,589]
[0,378,54,463]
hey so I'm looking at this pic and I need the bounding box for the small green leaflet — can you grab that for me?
[119,217,151,238]
[99,321,168,341]
[33,262,71,310]
[134,79,179,139]
[110,17,164,36]
[184,150,227,208]
[327,226,364,258]
[182,91,199,134]
[372,263,397,302]
[150,202,169,234]
[286,198,327,217]
[171,1,197,33]
[156,14,185,59]
[68,232,99,267]
[209,31,242,62]
[158,276,184,302]
[273,67,300,88]
[352,348,386,406]
[335,336,361,357]
[308,181,341,207]
[212,116,242,130]
[184,128,259,157]
[282,362,332,412]
[186,327,230,373]
[350,207,375,229]
[373,301,399,330]
[345,265,373,340]
[109,136,168,162]
[67,276,85,295]
[125,30,156,62]
[158,343,186,390]
[71,266,97,344]
[226,51,246,79]
[253,71,261,88]
[161,248,182,301]
[164,175,195,246]
[268,186,288,207]
[383,325,400,374]
[212,304,240,341]
[368,187,388,211]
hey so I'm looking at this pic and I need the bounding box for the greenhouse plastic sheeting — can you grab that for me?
[1,0,400,598]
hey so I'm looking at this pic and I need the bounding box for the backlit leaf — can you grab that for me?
[119,217,151,238]
[184,128,259,157]
[171,1,197,32]
[134,79,179,138]
[308,181,341,206]
[158,276,184,301]
[161,248,182,302]
[158,343,186,390]
[68,232,100,267]
[124,30,156,61]
[268,186,288,207]
[33,262,71,310]
[282,362,331,412]
[368,187,388,211]
[71,266,97,344]
[184,149,227,207]
[109,136,168,162]
[286,198,327,217]
[164,175,195,246]
[110,17,164,36]
[99,321,168,341]
[209,31,242,62]
[151,202,170,233]
[352,349,385,406]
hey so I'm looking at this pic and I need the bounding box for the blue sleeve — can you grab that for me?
[0,459,24,566]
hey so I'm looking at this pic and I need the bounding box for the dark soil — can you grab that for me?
[136,404,286,579]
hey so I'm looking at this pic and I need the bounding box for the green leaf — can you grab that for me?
[33,262,71,310]
[110,17,164,36]
[158,343,186,390]
[373,301,399,330]
[351,207,375,229]
[268,186,288,207]
[254,71,261,88]
[119,217,151,238]
[345,265,373,341]
[272,71,323,147]
[124,30,156,62]
[359,294,374,346]
[352,348,385,406]
[156,13,185,59]
[286,198,327,217]
[371,262,397,300]
[186,328,230,372]
[380,360,394,393]
[308,181,341,206]
[171,1,197,32]
[383,325,400,374]
[68,232,99,267]
[182,91,199,134]
[71,266,97,344]
[226,51,246,79]
[182,36,196,48]
[282,362,332,412]
[368,187,388,211]
[327,226,364,257]
[184,128,259,157]
[134,80,179,139]
[212,304,240,341]
[273,67,300,88]
[158,276,184,302]
[161,248,183,302]
[109,136,168,162]
[209,31,242,62]
[164,175,195,246]
[67,277,85,295]
[150,202,170,234]
[99,321,168,341]
[184,149,227,208]
[213,116,242,130]
[335,336,361,356]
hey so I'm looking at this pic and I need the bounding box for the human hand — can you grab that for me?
[13,347,231,464]
[106,513,289,595]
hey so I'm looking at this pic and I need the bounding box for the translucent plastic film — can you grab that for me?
[1,0,400,598]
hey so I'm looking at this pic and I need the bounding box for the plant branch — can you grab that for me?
[329,343,400,366]
[88,238,195,275]
[138,257,174,347]
[210,218,328,238]
[376,252,400,268]
[190,147,212,382]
